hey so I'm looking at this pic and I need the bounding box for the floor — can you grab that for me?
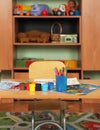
[0,111,100,130]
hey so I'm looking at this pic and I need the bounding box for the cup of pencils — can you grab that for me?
[55,67,67,92]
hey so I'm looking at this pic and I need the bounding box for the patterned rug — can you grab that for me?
[0,112,100,130]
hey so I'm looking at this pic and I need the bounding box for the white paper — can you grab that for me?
[67,78,80,86]
[34,78,55,84]
[34,77,80,86]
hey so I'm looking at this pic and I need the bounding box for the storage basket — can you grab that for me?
[51,22,62,42]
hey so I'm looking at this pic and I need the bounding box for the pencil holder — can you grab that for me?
[56,76,67,92]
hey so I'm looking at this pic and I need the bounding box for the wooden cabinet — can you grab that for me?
[82,0,100,70]
[0,0,82,78]
[0,0,99,79]
[12,0,82,79]
[0,0,13,70]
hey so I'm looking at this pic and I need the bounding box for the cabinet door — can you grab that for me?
[0,0,13,70]
[82,0,100,70]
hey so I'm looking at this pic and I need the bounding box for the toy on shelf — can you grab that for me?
[59,4,67,16]
[30,4,50,16]
[17,30,50,43]
[52,0,80,16]
[68,0,77,11]
[17,32,29,43]
[13,4,31,16]
[52,4,68,16]
[68,0,81,16]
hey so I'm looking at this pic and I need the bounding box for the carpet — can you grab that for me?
[0,112,100,130]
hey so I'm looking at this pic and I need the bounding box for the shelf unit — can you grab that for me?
[12,0,82,79]
[1,0,100,79]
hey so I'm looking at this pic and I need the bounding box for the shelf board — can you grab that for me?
[13,43,81,46]
[13,15,81,19]
[68,68,82,71]
[13,67,28,70]
[13,67,81,71]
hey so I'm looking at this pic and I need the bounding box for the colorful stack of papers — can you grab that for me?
[66,84,99,95]
[0,80,20,90]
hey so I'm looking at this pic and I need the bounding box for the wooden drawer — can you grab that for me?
[14,72,29,79]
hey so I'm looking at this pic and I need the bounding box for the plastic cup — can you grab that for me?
[42,84,48,92]
[29,83,36,92]
[35,83,41,91]
[48,82,54,91]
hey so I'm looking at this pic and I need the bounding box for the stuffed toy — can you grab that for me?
[17,30,50,43]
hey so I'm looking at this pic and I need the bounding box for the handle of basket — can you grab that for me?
[51,22,62,34]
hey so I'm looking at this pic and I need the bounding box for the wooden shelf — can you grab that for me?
[13,43,81,46]
[13,67,81,71]
[13,67,28,70]
[13,15,81,19]
[68,68,82,71]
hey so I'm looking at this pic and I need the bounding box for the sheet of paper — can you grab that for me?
[34,78,55,84]
[67,78,80,86]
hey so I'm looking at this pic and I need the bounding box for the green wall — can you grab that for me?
[17,46,79,60]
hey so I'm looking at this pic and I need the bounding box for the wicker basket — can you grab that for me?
[51,22,62,42]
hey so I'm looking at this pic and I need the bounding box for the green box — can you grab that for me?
[15,59,26,67]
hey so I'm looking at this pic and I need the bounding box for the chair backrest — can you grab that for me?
[29,61,65,79]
